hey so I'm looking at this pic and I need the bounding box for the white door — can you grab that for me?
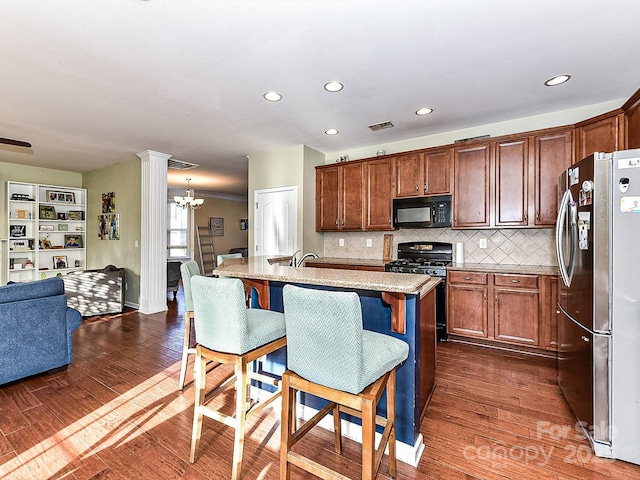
[254,186,297,256]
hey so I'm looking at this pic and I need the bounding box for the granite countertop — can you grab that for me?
[214,256,439,295]
[447,262,559,276]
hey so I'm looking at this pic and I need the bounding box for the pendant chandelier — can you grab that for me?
[174,178,204,209]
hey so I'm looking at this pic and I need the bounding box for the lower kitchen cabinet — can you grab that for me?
[493,273,539,346]
[447,271,489,338]
[448,270,556,352]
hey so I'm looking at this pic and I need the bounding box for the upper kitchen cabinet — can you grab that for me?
[575,110,625,160]
[364,157,394,230]
[533,128,573,226]
[394,152,423,197]
[623,88,640,149]
[394,150,451,198]
[423,148,452,195]
[453,142,491,228]
[315,162,364,232]
[494,138,529,227]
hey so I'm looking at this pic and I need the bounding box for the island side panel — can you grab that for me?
[419,287,437,422]
[267,281,421,446]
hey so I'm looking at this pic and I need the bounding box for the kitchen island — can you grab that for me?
[214,256,439,465]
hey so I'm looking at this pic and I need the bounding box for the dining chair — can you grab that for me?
[190,275,286,480]
[280,285,409,480]
[178,260,200,390]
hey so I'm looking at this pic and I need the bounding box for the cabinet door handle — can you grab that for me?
[581,336,590,343]
[510,279,520,283]
[335,219,339,226]
[424,182,428,193]
[415,183,419,193]
[463,276,472,280]
[495,293,499,304]
[483,291,487,302]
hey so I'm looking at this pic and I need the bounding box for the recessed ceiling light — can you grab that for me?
[324,81,344,92]
[325,128,339,135]
[415,107,433,116]
[263,91,282,102]
[544,74,571,86]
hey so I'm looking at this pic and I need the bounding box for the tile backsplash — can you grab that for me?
[323,228,557,266]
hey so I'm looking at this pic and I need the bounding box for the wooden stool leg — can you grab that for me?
[280,373,293,480]
[189,349,206,463]
[388,368,397,479]
[361,397,376,480]
[231,356,248,480]
[178,313,193,390]
[333,404,342,454]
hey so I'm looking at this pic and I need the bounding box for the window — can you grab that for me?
[167,202,189,258]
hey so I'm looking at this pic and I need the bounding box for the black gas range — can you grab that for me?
[384,241,452,341]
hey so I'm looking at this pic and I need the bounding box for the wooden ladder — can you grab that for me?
[196,223,216,275]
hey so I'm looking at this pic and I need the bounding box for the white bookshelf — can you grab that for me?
[5,181,87,282]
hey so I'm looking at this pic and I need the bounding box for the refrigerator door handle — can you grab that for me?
[556,189,577,287]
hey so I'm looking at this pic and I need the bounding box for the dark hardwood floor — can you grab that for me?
[1,289,639,479]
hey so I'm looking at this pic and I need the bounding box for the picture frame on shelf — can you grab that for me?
[15,209,28,219]
[40,236,52,249]
[9,239,32,251]
[67,210,84,221]
[57,212,66,220]
[40,224,55,232]
[53,255,67,269]
[39,205,56,219]
[58,224,69,231]
[46,190,75,204]
[10,225,27,237]
[64,235,82,248]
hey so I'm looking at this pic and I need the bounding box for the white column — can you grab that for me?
[137,150,171,314]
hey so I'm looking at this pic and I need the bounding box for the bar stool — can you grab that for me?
[190,276,286,480]
[280,285,409,480]
[178,260,200,390]
[217,252,242,267]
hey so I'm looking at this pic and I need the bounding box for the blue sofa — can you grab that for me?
[0,277,82,386]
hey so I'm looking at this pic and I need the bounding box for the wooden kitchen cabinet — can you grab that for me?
[533,128,574,226]
[315,162,364,231]
[394,152,423,197]
[453,143,491,228]
[494,138,529,226]
[365,157,394,230]
[447,271,489,338]
[423,148,452,195]
[493,273,540,346]
[448,270,556,352]
[540,275,560,351]
[394,149,451,198]
[623,89,640,149]
[575,111,625,160]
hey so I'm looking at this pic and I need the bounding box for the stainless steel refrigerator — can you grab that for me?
[556,149,640,465]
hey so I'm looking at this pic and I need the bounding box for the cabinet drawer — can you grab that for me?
[448,271,488,285]
[494,273,538,289]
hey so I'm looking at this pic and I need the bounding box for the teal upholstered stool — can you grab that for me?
[189,276,286,480]
[217,252,242,268]
[281,285,408,480]
[178,260,200,390]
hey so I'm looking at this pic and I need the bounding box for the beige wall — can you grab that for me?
[247,144,324,256]
[324,99,623,164]
[193,197,248,263]
[82,158,142,305]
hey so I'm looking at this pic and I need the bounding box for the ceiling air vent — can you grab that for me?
[168,158,200,170]
[368,121,394,132]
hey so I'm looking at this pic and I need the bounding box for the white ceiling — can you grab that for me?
[1,0,640,197]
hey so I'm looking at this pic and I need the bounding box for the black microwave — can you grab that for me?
[392,195,452,229]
